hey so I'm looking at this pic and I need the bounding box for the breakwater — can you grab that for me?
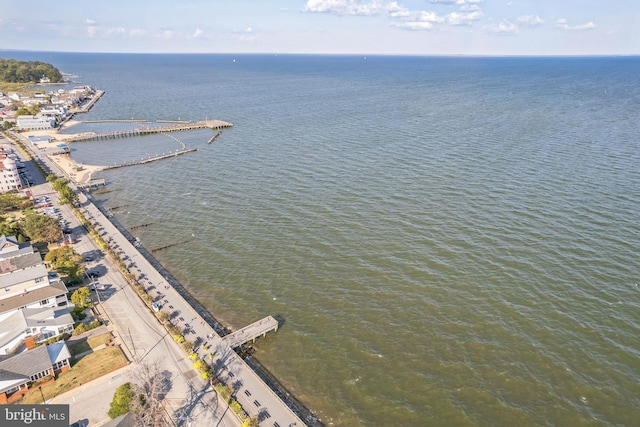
[75,89,105,113]
[102,148,198,170]
[64,119,233,143]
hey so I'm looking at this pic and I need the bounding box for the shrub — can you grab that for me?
[72,323,87,336]
[180,339,193,353]
[72,320,101,336]
[156,311,169,324]
[108,382,132,419]
[230,400,242,414]
[214,383,231,403]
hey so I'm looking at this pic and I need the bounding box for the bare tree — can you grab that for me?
[129,359,174,427]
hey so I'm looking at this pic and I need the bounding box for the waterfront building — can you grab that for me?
[0,154,21,193]
[16,114,55,130]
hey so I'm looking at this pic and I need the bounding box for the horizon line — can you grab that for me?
[1,49,638,58]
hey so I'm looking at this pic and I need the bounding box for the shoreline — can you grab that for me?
[16,87,321,424]
[83,188,322,426]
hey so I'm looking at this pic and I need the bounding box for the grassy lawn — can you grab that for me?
[68,340,90,356]
[21,346,127,404]
[68,332,112,356]
[0,82,30,92]
[88,333,112,348]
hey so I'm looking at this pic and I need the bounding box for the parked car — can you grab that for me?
[86,270,100,278]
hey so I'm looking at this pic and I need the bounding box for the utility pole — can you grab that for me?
[128,327,137,362]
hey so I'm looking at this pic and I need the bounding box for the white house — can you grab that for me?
[0,307,74,355]
[0,235,69,331]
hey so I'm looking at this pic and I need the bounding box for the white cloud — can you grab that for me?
[446,10,482,26]
[129,29,146,37]
[86,19,97,25]
[429,0,483,4]
[486,20,518,34]
[192,28,204,38]
[460,4,480,12]
[86,25,98,38]
[305,0,486,31]
[517,15,543,27]
[161,30,174,40]
[235,27,258,42]
[304,0,402,16]
[393,10,444,30]
[555,19,596,30]
[106,27,126,36]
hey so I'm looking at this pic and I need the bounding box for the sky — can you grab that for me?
[1,1,638,56]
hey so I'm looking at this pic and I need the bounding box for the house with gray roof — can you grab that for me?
[0,235,69,323]
[0,307,74,355]
[0,342,71,404]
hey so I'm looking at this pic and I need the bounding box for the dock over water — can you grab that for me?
[222,315,279,349]
[64,119,233,143]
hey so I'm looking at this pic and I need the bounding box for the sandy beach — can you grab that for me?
[22,121,105,184]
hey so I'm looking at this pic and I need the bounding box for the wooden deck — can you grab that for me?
[222,315,280,349]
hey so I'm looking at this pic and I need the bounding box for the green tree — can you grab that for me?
[21,213,60,243]
[70,286,91,307]
[0,59,63,83]
[50,177,78,205]
[0,219,22,239]
[15,105,40,116]
[108,382,132,418]
[0,193,27,214]
[44,246,84,283]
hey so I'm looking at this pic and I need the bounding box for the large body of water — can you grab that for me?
[7,51,640,426]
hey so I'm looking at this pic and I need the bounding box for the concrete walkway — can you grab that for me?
[76,190,306,426]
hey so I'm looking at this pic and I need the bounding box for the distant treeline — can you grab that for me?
[0,58,63,84]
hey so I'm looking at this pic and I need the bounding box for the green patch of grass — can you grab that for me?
[68,333,112,356]
[68,340,91,356]
[0,82,30,92]
[20,347,128,404]
[88,332,112,348]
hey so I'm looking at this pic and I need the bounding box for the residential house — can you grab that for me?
[0,342,72,404]
[0,237,69,320]
[0,307,74,355]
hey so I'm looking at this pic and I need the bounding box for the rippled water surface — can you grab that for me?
[11,52,640,426]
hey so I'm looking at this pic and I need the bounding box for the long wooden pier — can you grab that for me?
[222,315,279,349]
[102,148,198,170]
[64,119,233,143]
